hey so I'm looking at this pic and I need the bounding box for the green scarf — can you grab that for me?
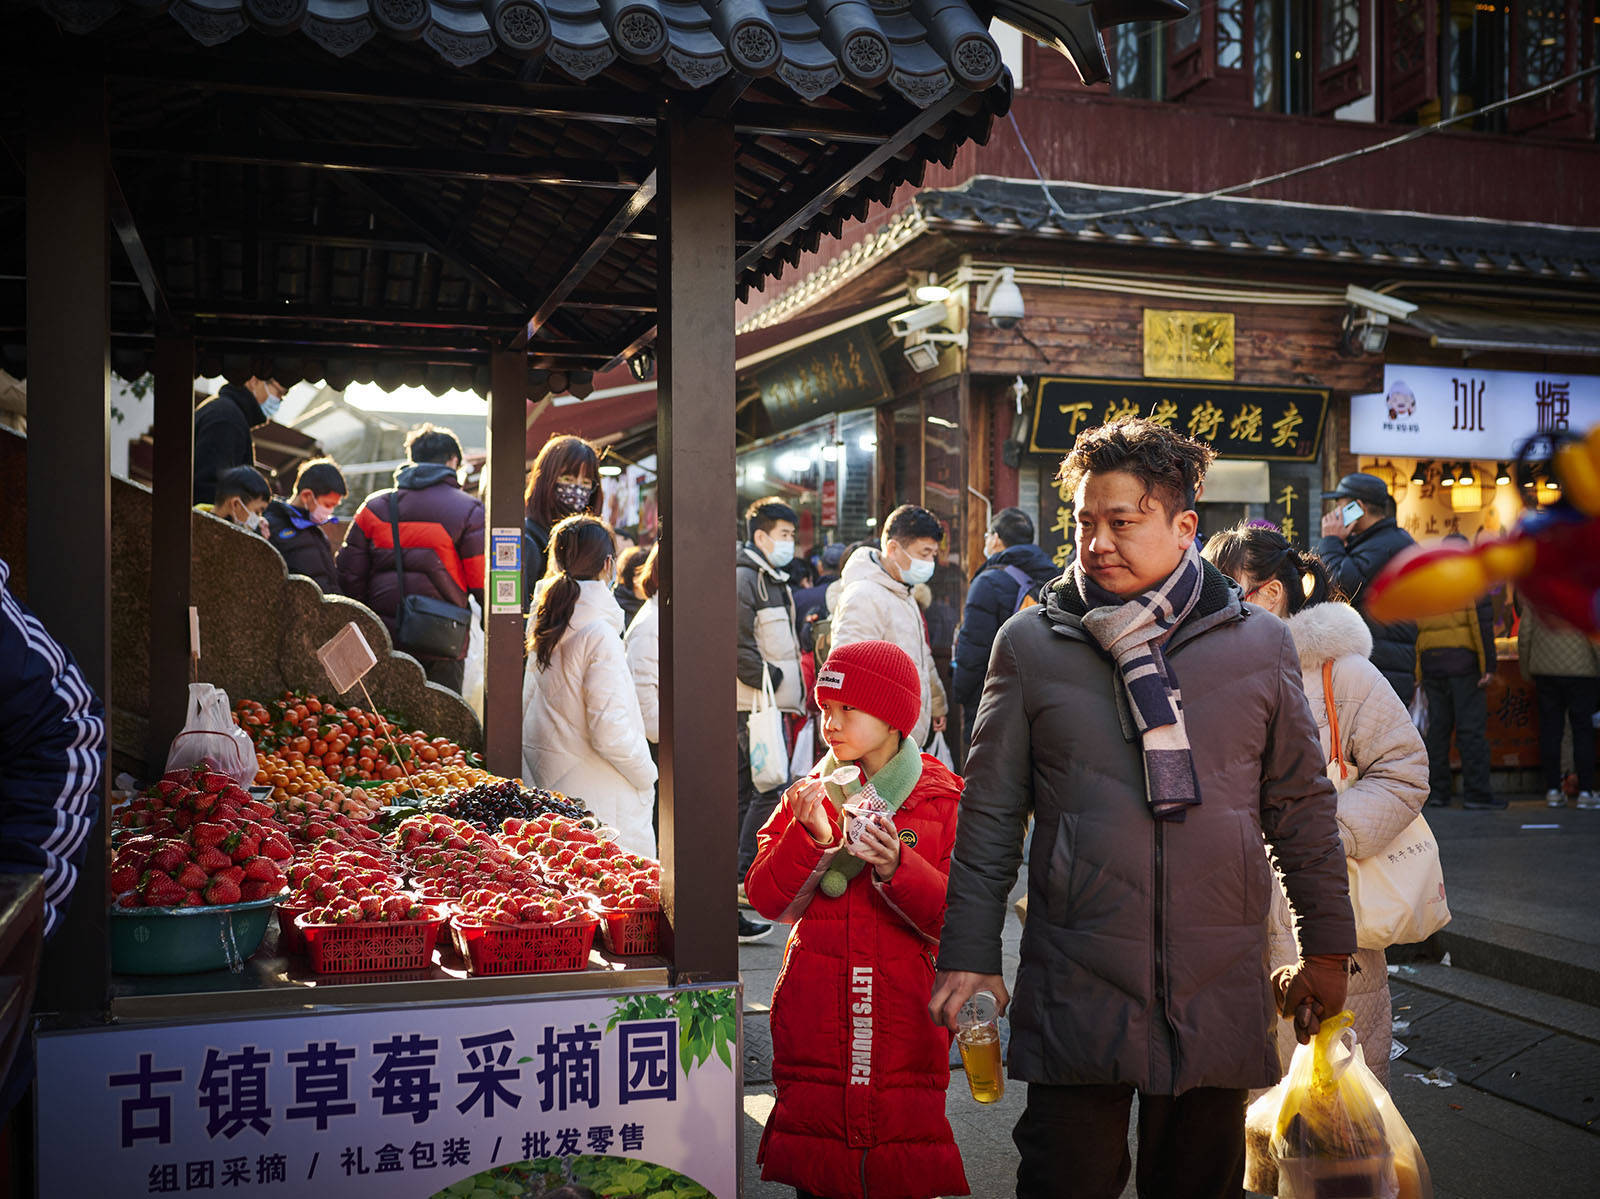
[817,736,923,898]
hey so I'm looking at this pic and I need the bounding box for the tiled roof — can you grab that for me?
[36,0,1009,107]
[914,177,1600,281]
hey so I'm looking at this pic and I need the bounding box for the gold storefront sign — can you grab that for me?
[1143,309,1235,381]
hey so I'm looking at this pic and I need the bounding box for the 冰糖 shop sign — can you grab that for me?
[1351,365,1600,458]
[35,986,739,1198]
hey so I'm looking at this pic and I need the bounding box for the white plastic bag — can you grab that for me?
[164,683,257,784]
[1253,1011,1433,1199]
[748,668,790,792]
[927,728,956,770]
[788,716,817,780]
[461,596,486,720]
[1408,687,1428,736]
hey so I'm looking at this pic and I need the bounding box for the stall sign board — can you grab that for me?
[1030,378,1328,461]
[37,986,740,1198]
[753,327,891,430]
[489,528,522,615]
[317,624,378,695]
[1351,365,1600,459]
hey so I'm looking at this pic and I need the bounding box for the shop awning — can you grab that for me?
[1396,306,1600,357]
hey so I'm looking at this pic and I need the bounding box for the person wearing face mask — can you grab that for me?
[830,504,949,746]
[263,458,348,596]
[1317,472,1418,704]
[337,424,485,692]
[192,373,284,505]
[522,434,602,614]
[196,465,271,535]
[733,497,805,944]
[522,515,657,857]
[951,507,1058,754]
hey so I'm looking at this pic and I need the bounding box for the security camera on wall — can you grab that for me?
[1344,285,1417,321]
[888,300,953,338]
[977,266,1025,330]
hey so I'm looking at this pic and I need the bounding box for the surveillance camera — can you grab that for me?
[976,266,1024,330]
[902,341,942,373]
[889,300,952,338]
[1344,285,1417,321]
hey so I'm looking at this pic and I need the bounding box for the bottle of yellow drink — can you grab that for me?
[956,991,1005,1103]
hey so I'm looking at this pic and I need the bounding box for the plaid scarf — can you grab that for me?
[1075,543,1204,822]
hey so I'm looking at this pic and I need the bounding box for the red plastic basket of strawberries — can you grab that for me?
[279,845,407,955]
[449,889,599,976]
[295,895,448,975]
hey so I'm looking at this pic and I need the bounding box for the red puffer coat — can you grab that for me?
[746,754,968,1199]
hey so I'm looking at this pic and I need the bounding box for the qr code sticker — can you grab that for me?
[495,541,518,568]
[496,578,517,604]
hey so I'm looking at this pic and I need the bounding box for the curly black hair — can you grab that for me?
[1056,416,1216,517]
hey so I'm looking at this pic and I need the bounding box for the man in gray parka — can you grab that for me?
[931,418,1355,1199]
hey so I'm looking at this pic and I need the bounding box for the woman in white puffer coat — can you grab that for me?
[523,515,658,857]
[1206,523,1428,1086]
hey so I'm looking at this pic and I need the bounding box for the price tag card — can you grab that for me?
[316,622,378,694]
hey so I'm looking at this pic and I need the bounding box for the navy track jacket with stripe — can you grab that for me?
[0,558,105,936]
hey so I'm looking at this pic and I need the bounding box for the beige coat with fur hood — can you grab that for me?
[1270,600,1428,1085]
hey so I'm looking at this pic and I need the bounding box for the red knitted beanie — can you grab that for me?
[814,640,922,739]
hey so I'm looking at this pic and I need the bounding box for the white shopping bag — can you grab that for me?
[748,667,790,793]
[927,728,956,770]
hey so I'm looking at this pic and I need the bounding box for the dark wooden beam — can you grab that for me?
[733,102,901,143]
[142,226,442,256]
[26,76,111,1020]
[147,333,194,774]
[115,135,649,190]
[736,88,973,276]
[179,303,527,331]
[484,352,526,780]
[108,170,171,327]
[513,172,658,349]
[656,104,737,985]
[109,57,659,126]
[564,295,657,313]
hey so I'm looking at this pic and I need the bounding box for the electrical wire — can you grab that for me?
[1008,61,1600,224]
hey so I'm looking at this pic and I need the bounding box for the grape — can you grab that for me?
[421,779,590,830]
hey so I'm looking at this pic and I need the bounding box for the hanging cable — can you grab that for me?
[1008,62,1600,225]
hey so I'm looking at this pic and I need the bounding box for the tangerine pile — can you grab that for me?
[234,691,479,787]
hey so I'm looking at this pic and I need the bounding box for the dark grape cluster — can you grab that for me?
[421,779,590,829]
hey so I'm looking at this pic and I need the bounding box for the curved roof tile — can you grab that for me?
[39,0,1003,106]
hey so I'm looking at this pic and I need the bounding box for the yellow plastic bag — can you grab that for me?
[1261,1011,1433,1199]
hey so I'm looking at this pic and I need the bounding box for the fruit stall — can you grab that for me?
[0,0,1040,1190]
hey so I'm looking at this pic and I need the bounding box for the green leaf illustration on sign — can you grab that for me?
[605,988,737,1079]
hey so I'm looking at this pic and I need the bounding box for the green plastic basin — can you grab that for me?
[110,896,279,976]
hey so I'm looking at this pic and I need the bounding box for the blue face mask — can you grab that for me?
[901,555,935,586]
[765,538,796,568]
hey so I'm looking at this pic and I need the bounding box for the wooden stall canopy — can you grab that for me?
[1,0,1190,1013]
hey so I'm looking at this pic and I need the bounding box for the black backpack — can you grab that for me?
[1000,565,1041,615]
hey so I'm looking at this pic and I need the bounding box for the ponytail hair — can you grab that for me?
[528,514,616,670]
[1202,522,1336,616]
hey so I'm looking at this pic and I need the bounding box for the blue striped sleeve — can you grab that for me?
[0,561,106,936]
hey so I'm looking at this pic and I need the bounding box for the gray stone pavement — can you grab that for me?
[736,795,1600,1197]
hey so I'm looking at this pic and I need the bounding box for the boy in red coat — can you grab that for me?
[746,640,969,1199]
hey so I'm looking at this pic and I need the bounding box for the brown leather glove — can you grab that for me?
[1271,954,1351,1044]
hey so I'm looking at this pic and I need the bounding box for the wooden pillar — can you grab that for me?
[147,332,195,773]
[484,351,526,778]
[656,104,737,984]
[25,77,111,1016]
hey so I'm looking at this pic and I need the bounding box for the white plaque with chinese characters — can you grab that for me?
[37,986,740,1198]
[1351,365,1600,459]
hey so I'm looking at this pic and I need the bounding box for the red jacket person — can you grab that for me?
[746,639,968,1199]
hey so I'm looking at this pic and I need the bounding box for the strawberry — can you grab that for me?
[203,876,242,905]
[194,846,232,873]
[176,862,209,890]
[151,842,189,874]
[217,865,246,887]
[242,856,278,882]
[109,863,141,892]
[182,890,204,906]
[230,834,260,863]
[261,836,293,862]
[190,790,217,813]
[192,822,229,848]
[239,879,276,902]
[201,771,232,793]
[115,892,142,909]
